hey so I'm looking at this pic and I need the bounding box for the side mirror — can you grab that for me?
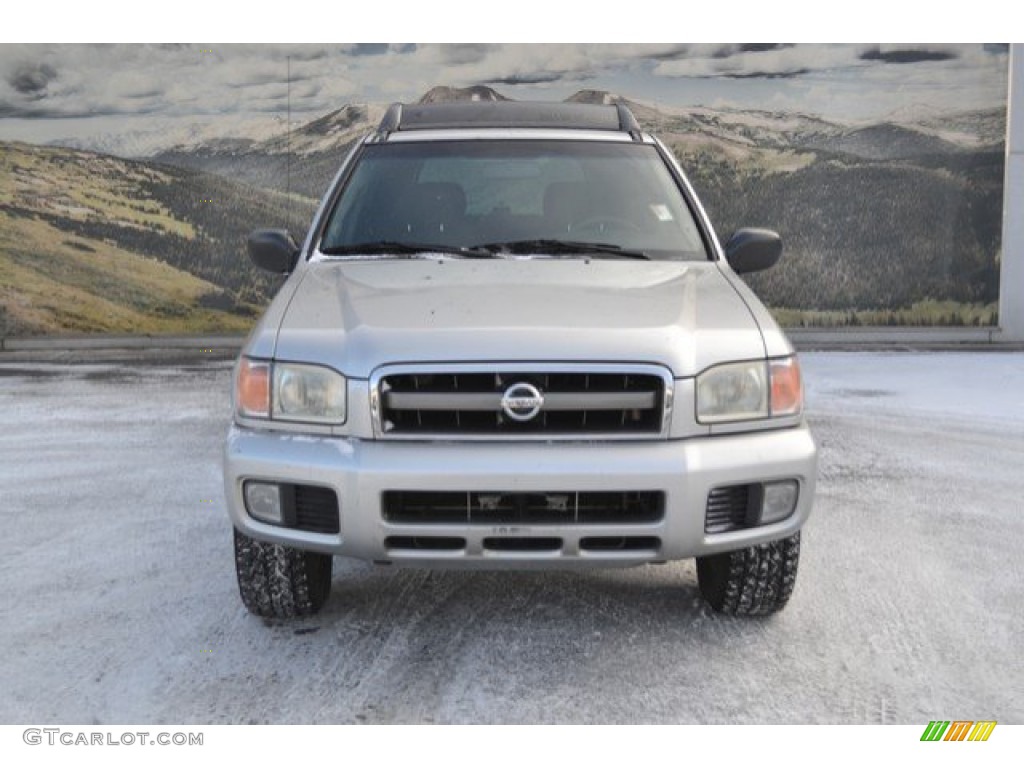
[247,229,300,274]
[724,228,782,274]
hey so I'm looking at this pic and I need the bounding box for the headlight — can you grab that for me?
[273,362,347,423]
[235,358,346,424]
[696,356,804,424]
[696,360,768,423]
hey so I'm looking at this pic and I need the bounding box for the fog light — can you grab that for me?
[244,481,283,525]
[761,480,799,524]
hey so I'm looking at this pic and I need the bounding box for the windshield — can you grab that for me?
[318,140,709,261]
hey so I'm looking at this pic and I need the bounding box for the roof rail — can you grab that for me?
[373,101,645,139]
[616,103,643,141]
[376,103,403,139]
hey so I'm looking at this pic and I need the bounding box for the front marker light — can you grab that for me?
[770,356,803,417]
[696,361,768,423]
[273,363,347,424]
[236,358,270,419]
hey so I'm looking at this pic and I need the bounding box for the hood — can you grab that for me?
[272,258,765,378]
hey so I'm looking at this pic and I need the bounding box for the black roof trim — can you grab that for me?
[374,101,644,139]
[378,103,402,137]
[616,103,642,140]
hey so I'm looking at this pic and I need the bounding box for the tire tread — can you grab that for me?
[233,529,332,618]
[697,532,800,616]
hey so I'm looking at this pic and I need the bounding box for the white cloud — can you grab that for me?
[0,43,1009,126]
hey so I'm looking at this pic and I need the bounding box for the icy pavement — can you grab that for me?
[0,352,1021,724]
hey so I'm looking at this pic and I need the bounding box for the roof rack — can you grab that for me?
[615,103,643,140]
[373,101,644,141]
[378,103,402,136]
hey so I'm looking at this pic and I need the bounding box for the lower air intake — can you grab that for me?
[383,490,665,525]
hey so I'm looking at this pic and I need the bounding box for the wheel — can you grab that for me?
[696,532,800,616]
[233,528,333,618]
[571,215,642,237]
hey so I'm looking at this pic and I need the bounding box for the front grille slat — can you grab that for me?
[705,484,759,534]
[384,390,656,412]
[386,392,500,411]
[483,537,562,552]
[292,484,340,534]
[377,367,666,438]
[385,536,465,551]
[384,490,664,525]
[579,536,661,552]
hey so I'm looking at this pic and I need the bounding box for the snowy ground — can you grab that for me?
[0,351,1021,724]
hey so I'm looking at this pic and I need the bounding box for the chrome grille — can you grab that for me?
[374,364,670,438]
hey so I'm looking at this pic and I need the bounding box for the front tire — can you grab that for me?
[233,528,333,618]
[696,532,800,616]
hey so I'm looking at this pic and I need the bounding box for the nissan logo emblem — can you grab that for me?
[501,382,545,422]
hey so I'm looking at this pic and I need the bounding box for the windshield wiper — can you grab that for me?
[475,239,650,260]
[319,241,495,258]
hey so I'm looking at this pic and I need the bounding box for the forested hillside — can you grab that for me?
[679,147,1003,320]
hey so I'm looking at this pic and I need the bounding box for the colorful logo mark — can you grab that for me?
[920,720,996,742]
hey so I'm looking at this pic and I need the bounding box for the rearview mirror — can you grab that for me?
[247,229,300,274]
[724,228,782,274]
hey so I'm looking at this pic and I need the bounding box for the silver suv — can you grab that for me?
[225,101,817,619]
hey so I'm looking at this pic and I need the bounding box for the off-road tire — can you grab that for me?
[696,532,800,616]
[233,528,333,618]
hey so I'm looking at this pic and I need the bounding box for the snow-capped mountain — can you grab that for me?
[418,85,507,103]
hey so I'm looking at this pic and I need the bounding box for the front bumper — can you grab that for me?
[223,425,817,567]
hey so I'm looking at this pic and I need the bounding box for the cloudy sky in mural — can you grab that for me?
[0,43,1009,144]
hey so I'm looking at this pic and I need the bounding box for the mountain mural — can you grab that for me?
[0,84,1005,335]
[0,142,315,335]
